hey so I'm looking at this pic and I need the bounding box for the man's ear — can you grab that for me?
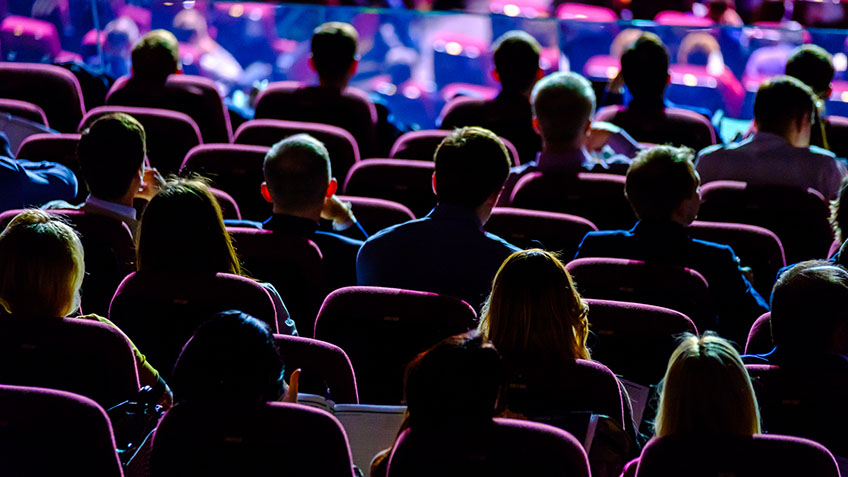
[261,182,273,203]
[431,172,437,196]
[532,117,541,135]
[666,71,671,85]
[308,56,316,73]
[535,67,544,81]
[348,59,359,77]
[492,69,500,84]
[326,178,338,198]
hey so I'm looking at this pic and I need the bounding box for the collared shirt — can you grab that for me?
[696,132,847,200]
[85,195,137,221]
[356,203,520,310]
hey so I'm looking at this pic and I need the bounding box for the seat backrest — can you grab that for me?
[635,434,839,477]
[336,196,415,237]
[15,133,84,200]
[0,62,85,133]
[342,158,436,218]
[825,115,848,160]
[699,181,833,264]
[585,299,698,385]
[234,119,359,183]
[228,227,326,335]
[0,16,62,63]
[108,271,278,381]
[180,144,270,221]
[556,2,618,21]
[151,401,355,477]
[567,257,716,332]
[387,418,590,477]
[389,129,521,166]
[485,207,597,259]
[0,317,139,409]
[745,312,773,355]
[314,286,478,404]
[510,172,637,231]
[0,385,124,477]
[80,106,203,175]
[274,334,358,404]
[0,98,48,126]
[210,187,241,220]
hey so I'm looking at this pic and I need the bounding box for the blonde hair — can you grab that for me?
[655,333,761,437]
[480,249,590,365]
[0,210,84,317]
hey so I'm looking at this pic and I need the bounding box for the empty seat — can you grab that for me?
[336,196,415,237]
[15,133,84,201]
[343,159,436,218]
[387,418,590,477]
[745,312,773,355]
[274,334,358,404]
[210,187,241,220]
[108,271,278,381]
[81,106,203,175]
[0,385,124,477]
[0,16,78,64]
[594,105,717,152]
[0,317,139,408]
[151,401,355,477]
[234,119,359,184]
[484,207,597,259]
[390,129,521,166]
[0,63,85,133]
[0,98,48,126]
[314,286,478,404]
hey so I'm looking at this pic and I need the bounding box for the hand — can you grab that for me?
[586,125,615,152]
[282,368,300,403]
[321,195,356,227]
[136,168,165,202]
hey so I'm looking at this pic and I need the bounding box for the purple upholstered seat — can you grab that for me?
[0,16,79,64]
[109,271,278,381]
[635,434,839,477]
[274,334,358,404]
[510,172,637,231]
[389,129,521,166]
[585,299,698,385]
[0,98,48,126]
[555,2,618,21]
[824,115,848,160]
[16,133,84,200]
[151,401,355,477]
[0,63,85,133]
[745,312,773,355]
[313,286,478,404]
[343,158,436,218]
[567,257,715,332]
[485,207,597,259]
[0,385,124,477]
[209,187,241,220]
[81,106,202,175]
[0,317,139,409]
[387,418,590,477]
[336,195,415,237]
[234,119,359,183]
[653,10,714,26]
[594,104,717,152]
[180,143,270,221]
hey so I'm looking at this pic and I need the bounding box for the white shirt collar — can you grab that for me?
[85,195,137,220]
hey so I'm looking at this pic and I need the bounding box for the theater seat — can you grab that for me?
[274,334,359,404]
[0,98,48,126]
[390,129,521,166]
[343,158,436,218]
[16,134,84,201]
[484,207,597,259]
[0,63,86,133]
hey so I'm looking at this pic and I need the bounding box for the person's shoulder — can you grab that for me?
[808,144,837,159]
[224,219,264,229]
[314,229,364,248]
[697,142,727,159]
[582,229,632,241]
[361,217,429,245]
[690,236,736,256]
[482,230,521,253]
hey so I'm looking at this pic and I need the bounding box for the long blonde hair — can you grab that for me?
[655,333,761,437]
[0,210,85,317]
[480,249,590,365]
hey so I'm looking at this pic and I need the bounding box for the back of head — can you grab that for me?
[131,29,180,84]
[137,178,240,275]
[480,249,589,365]
[625,145,698,221]
[404,330,503,427]
[263,134,331,213]
[785,45,834,99]
[492,31,541,94]
[172,310,284,403]
[0,210,84,318]
[771,261,848,357]
[754,76,815,137]
[434,127,510,209]
[77,113,146,202]
[621,33,669,100]
[531,72,595,146]
[311,22,359,83]
[655,333,760,437]
[830,177,848,244]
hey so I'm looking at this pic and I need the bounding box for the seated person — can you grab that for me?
[697,76,846,200]
[45,113,163,237]
[439,30,543,165]
[357,127,520,310]
[596,33,716,152]
[575,145,768,343]
[0,132,77,212]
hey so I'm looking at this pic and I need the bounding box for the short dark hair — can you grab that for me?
[263,134,331,211]
[77,113,146,202]
[311,22,358,83]
[131,29,179,83]
[492,31,541,93]
[621,33,669,100]
[434,127,510,209]
[771,261,848,356]
[753,76,815,136]
[625,145,698,221]
[785,45,835,98]
[531,72,595,145]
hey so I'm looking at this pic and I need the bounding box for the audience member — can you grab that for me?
[44,113,163,236]
[439,30,543,164]
[575,145,768,342]
[136,178,295,335]
[0,209,164,392]
[785,44,837,153]
[357,127,519,309]
[0,132,77,212]
[696,76,846,199]
[598,34,716,151]
[831,178,848,250]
